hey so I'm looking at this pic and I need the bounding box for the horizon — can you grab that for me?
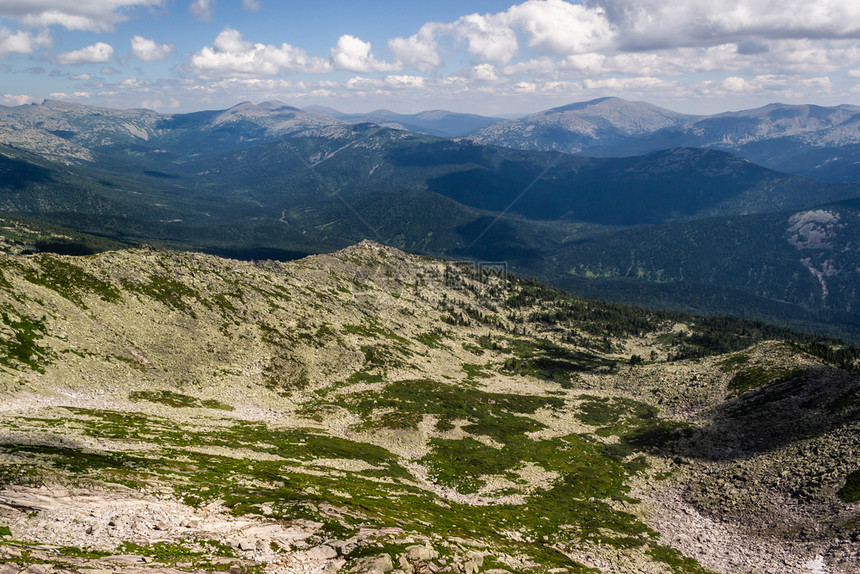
[7,94,860,119]
[2,1,860,115]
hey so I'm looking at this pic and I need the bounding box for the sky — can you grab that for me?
[1,0,860,116]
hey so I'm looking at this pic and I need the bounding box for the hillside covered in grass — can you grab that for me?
[0,241,857,574]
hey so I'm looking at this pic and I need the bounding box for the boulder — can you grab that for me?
[457,553,484,574]
[306,545,339,561]
[349,553,394,574]
[405,544,438,562]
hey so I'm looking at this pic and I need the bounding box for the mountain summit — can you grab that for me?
[470,97,695,152]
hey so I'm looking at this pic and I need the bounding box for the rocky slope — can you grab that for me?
[0,240,857,574]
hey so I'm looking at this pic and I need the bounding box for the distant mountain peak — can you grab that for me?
[470,97,694,152]
[549,96,627,112]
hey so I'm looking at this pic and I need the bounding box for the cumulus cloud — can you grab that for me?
[389,24,442,71]
[56,42,114,65]
[384,74,425,88]
[389,0,613,69]
[130,35,174,61]
[472,63,500,81]
[49,91,91,99]
[0,1,164,32]
[1,93,36,106]
[385,0,860,80]
[455,13,520,63]
[513,81,537,92]
[331,35,399,72]
[0,27,51,55]
[190,28,331,78]
[12,0,860,113]
[717,74,832,97]
[189,0,214,22]
[589,0,860,50]
[506,0,614,54]
[346,76,384,90]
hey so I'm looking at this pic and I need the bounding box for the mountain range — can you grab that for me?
[1,98,860,342]
[468,97,860,184]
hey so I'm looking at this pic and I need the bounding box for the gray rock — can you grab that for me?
[398,553,413,573]
[458,553,483,574]
[306,544,339,561]
[349,553,394,574]
[405,544,438,562]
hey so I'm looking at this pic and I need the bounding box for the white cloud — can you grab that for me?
[389,1,613,69]
[11,0,860,114]
[189,0,214,22]
[384,0,860,81]
[582,76,670,92]
[346,76,384,90]
[714,73,833,98]
[504,0,614,55]
[190,28,331,78]
[130,35,174,61]
[140,97,180,110]
[384,74,425,88]
[513,81,537,92]
[56,42,114,65]
[0,27,51,55]
[121,76,144,87]
[389,23,442,71]
[49,91,91,99]
[472,63,499,81]
[455,13,520,63]
[331,35,399,72]
[1,93,36,106]
[0,1,165,33]
[591,0,860,50]
[721,76,749,92]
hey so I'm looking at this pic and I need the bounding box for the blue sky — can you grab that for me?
[2,1,860,115]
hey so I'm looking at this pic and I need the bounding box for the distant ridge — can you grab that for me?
[469,98,860,183]
[470,97,696,153]
[305,105,501,137]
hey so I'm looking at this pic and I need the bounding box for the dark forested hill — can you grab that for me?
[2,99,860,341]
